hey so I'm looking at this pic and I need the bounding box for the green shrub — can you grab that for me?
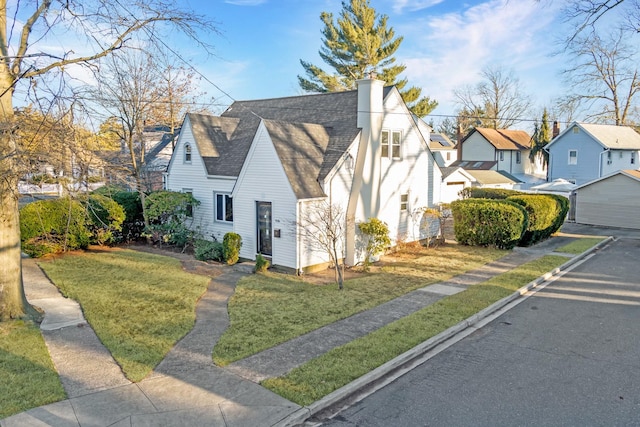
[358,218,391,269]
[451,199,527,249]
[92,186,143,240]
[507,194,558,246]
[546,194,570,235]
[223,232,242,265]
[194,239,224,262]
[460,187,523,200]
[254,254,270,273]
[83,194,126,245]
[20,197,91,257]
[143,190,200,248]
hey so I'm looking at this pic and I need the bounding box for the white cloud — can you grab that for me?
[390,0,445,14]
[397,0,564,120]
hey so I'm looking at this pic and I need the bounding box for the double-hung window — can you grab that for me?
[381,130,401,160]
[400,193,409,212]
[184,144,192,163]
[215,193,233,222]
[568,150,578,165]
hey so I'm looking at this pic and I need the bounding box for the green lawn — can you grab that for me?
[39,249,211,382]
[262,255,569,405]
[555,237,606,254]
[0,320,66,419]
[213,243,506,366]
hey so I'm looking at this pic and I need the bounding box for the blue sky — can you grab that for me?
[181,0,568,128]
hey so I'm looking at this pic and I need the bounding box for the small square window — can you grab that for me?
[400,193,409,211]
[572,126,579,134]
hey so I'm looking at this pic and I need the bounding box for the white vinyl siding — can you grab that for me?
[233,122,298,269]
[166,117,235,241]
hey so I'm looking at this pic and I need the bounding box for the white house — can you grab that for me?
[572,169,640,229]
[165,78,442,272]
[545,122,640,186]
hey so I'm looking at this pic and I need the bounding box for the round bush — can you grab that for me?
[83,194,126,245]
[451,199,527,249]
[508,194,558,246]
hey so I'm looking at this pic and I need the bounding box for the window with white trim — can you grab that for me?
[381,130,401,160]
[400,193,409,212]
[516,152,521,164]
[499,151,504,161]
[184,144,192,163]
[568,150,578,165]
[632,152,636,165]
[215,193,233,222]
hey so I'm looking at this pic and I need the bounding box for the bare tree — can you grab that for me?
[0,1,217,321]
[562,31,639,125]
[454,66,533,129]
[297,201,349,290]
[562,0,640,39]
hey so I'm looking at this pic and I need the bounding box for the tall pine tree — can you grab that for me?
[299,0,437,117]
[530,108,551,168]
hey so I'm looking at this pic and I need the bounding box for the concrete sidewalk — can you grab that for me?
[1,230,608,427]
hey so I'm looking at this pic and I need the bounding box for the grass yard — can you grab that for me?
[555,237,606,254]
[39,248,211,382]
[213,243,506,366]
[262,255,569,405]
[0,320,66,419]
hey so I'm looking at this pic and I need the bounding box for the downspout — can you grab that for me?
[599,148,610,178]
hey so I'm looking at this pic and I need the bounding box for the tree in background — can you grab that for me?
[0,1,217,321]
[562,31,639,125]
[530,108,551,169]
[453,66,533,129]
[298,0,437,117]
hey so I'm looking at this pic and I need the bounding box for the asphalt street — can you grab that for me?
[320,236,640,427]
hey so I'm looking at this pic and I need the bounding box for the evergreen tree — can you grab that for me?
[530,108,551,168]
[299,0,437,117]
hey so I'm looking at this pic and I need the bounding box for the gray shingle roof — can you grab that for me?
[185,87,394,198]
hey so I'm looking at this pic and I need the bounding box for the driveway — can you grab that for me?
[321,232,640,426]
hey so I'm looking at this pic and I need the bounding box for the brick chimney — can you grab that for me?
[552,121,560,139]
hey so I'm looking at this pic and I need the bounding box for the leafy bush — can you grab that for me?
[92,186,143,241]
[451,199,527,249]
[254,254,270,273]
[223,232,242,265]
[20,197,91,257]
[194,239,224,262]
[460,187,523,200]
[143,190,200,248]
[82,194,126,245]
[507,194,558,246]
[358,218,391,269]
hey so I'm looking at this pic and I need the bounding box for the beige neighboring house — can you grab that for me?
[572,169,640,229]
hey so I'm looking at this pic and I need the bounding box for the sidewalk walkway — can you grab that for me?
[2,233,590,427]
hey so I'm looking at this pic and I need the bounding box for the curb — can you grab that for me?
[275,236,614,427]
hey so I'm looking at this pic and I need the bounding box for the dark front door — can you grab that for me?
[257,202,272,256]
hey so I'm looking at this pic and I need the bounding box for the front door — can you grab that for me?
[257,202,272,256]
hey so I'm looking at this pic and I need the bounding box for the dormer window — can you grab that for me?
[184,144,192,163]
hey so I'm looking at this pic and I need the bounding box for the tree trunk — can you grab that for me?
[0,42,36,319]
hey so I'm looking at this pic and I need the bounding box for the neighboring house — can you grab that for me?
[572,169,640,229]
[545,122,640,186]
[410,116,457,167]
[165,78,442,272]
[144,129,178,191]
[457,127,534,176]
[439,167,475,203]
[465,169,523,189]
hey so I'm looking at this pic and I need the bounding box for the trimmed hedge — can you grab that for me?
[451,199,527,249]
[507,194,558,246]
[20,197,92,257]
[545,193,570,235]
[460,187,523,200]
[83,194,126,245]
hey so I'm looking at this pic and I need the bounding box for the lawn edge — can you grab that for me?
[275,235,614,427]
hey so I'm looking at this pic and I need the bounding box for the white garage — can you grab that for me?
[573,169,640,229]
